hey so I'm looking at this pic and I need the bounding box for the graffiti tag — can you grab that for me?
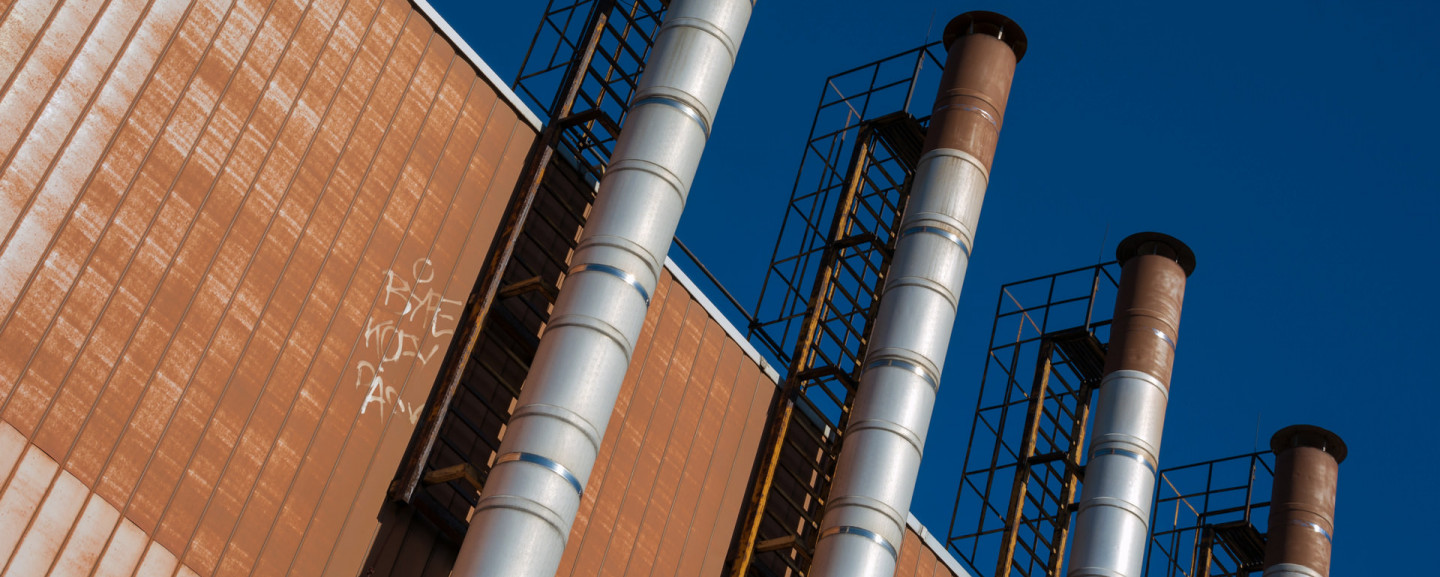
[355,258,463,424]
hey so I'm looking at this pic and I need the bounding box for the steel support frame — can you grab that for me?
[947,263,1121,577]
[1145,452,1275,577]
[384,0,668,537]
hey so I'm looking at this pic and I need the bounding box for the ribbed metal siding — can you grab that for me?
[554,268,777,577]
[361,265,780,577]
[893,527,961,577]
[0,0,535,575]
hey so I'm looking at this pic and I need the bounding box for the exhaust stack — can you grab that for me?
[1067,232,1196,577]
[451,1,750,575]
[1264,425,1345,577]
[807,12,1026,577]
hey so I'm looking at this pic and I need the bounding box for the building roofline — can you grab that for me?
[410,0,544,132]
[907,513,974,577]
[663,256,781,384]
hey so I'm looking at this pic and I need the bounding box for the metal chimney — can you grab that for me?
[450,1,750,575]
[1067,232,1196,577]
[1263,425,1346,577]
[807,12,1026,577]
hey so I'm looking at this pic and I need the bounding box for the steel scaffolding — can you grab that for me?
[727,42,949,577]
[385,0,668,541]
[946,263,1122,577]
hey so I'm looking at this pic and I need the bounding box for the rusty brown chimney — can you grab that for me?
[1264,425,1346,577]
[805,11,1026,577]
[1067,232,1195,577]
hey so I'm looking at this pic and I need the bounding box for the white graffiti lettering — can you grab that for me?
[354,257,463,425]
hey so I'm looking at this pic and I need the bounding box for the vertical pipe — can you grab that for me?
[1067,232,1196,577]
[807,12,1026,577]
[450,1,750,575]
[1264,425,1346,577]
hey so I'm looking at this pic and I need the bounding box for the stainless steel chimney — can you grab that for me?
[807,12,1026,577]
[1264,425,1345,577]
[450,1,751,575]
[1067,232,1196,577]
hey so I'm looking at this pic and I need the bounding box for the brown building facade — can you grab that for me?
[0,0,535,573]
[0,1,972,576]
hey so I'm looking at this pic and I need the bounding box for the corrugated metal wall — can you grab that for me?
[0,0,535,574]
[896,520,963,577]
[362,264,782,577]
[554,266,777,577]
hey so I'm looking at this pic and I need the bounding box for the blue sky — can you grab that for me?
[435,1,1438,573]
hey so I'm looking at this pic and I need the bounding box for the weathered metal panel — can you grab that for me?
[547,267,780,577]
[0,0,537,574]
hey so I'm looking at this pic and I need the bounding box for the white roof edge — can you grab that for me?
[410,0,544,131]
[662,257,781,384]
[907,513,974,577]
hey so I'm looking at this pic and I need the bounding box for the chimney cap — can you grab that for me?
[1270,424,1347,464]
[943,11,1027,62]
[1116,232,1196,277]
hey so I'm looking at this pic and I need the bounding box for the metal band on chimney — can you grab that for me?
[818,526,898,560]
[865,358,941,392]
[570,263,651,304]
[1151,327,1177,350]
[1290,520,1334,543]
[633,95,712,139]
[899,225,972,257]
[494,452,586,496]
[1090,448,1157,476]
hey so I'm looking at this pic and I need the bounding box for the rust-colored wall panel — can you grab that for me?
[893,520,963,577]
[0,0,537,574]
[542,266,782,577]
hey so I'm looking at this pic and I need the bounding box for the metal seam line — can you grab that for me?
[865,358,940,392]
[931,102,997,130]
[899,225,971,257]
[1091,447,1157,476]
[570,263,651,304]
[633,95,712,138]
[818,526,898,560]
[495,452,585,496]
[1151,327,1177,350]
[1289,519,1334,543]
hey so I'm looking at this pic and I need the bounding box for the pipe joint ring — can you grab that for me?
[932,102,999,131]
[883,276,960,309]
[569,263,651,305]
[1090,447,1159,476]
[899,224,972,258]
[846,418,925,457]
[1090,432,1160,465]
[918,148,990,181]
[657,16,739,63]
[607,158,688,203]
[574,235,663,277]
[1289,519,1334,543]
[1100,369,1171,400]
[817,526,898,560]
[545,314,635,357]
[826,494,907,526]
[1078,496,1151,527]
[865,357,941,393]
[632,95,712,139]
[1066,567,1128,577]
[1151,327,1177,350]
[1279,503,1335,524]
[472,494,571,536]
[494,452,586,496]
[508,403,603,453]
[903,213,976,242]
[1264,564,1326,577]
